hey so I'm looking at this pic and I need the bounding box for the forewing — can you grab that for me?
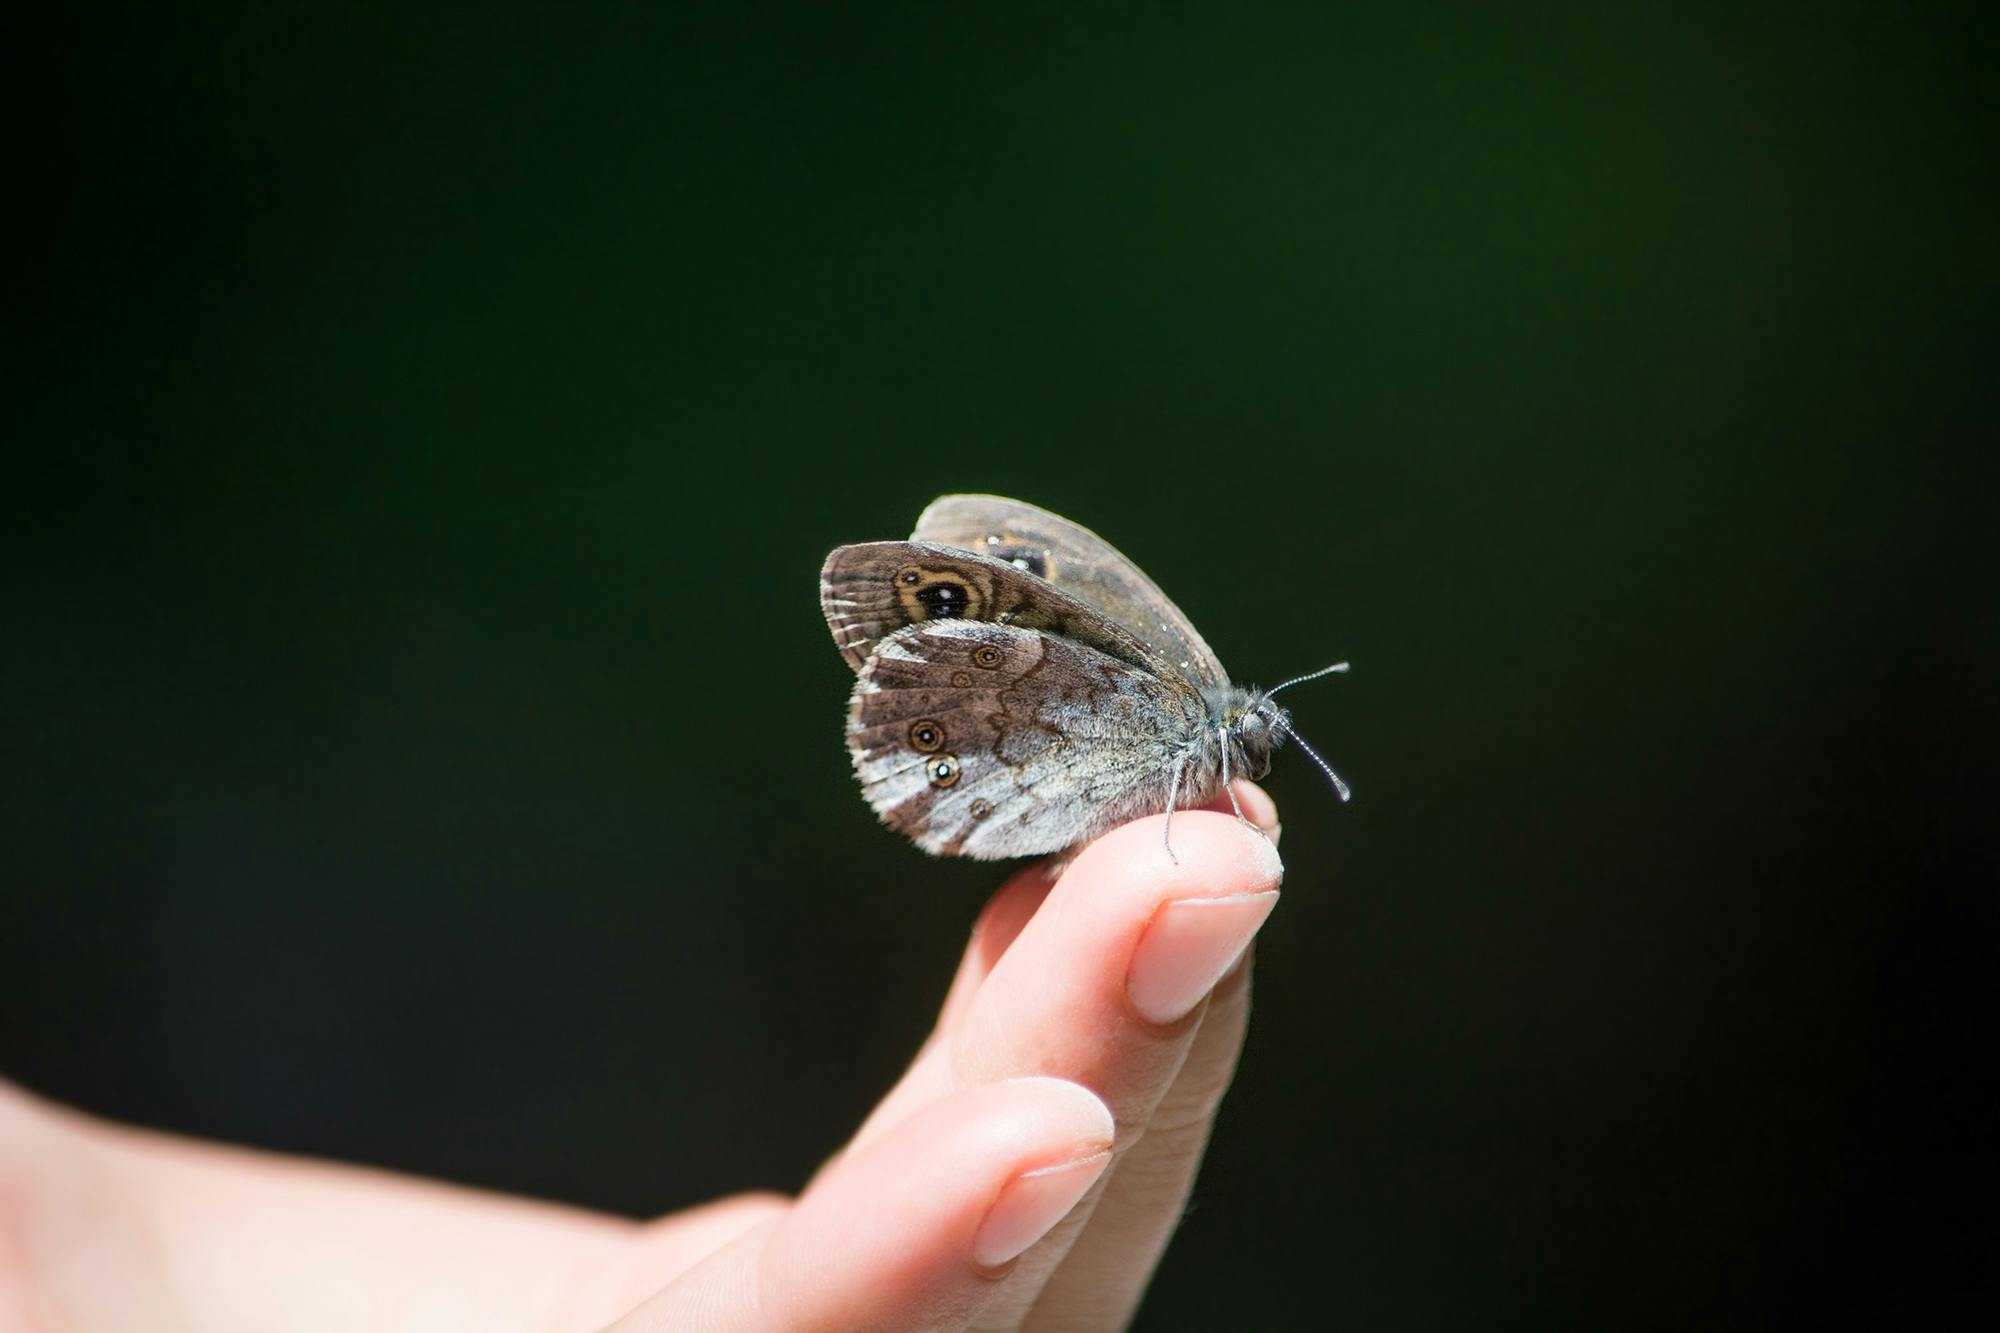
[821,540,1175,682]
[912,493,1229,689]
[848,620,1202,859]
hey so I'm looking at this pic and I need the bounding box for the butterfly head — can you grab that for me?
[1216,693,1290,781]
[1225,663,1355,803]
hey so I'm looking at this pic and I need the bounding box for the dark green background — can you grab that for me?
[6,5,1990,1328]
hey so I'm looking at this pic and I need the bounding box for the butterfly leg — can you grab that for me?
[1161,752,1189,866]
[1218,725,1252,827]
[1216,724,1277,845]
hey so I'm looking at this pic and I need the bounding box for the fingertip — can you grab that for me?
[1063,808,1283,900]
[966,1078,1115,1273]
[1240,815,1285,887]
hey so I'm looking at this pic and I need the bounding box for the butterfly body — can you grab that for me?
[822,496,1337,860]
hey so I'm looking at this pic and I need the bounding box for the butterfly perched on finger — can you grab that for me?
[820,494,1349,861]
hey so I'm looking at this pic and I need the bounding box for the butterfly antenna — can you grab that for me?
[1259,661,1350,703]
[1275,719,1353,803]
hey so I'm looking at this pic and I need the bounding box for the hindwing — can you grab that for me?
[847,620,1204,859]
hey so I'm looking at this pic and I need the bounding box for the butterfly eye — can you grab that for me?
[969,798,993,820]
[907,719,946,753]
[971,644,1005,670]
[897,568,922,586]
[927,754,961,789]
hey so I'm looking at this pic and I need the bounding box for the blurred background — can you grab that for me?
[5,4,1989,1328]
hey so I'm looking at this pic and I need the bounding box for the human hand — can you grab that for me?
[0,786,1282,1332]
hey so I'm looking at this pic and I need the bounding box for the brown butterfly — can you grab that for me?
[820,494,1349,860]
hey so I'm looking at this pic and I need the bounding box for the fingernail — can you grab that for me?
[1127,890,1280,1025]
[970,1149,1112,1270]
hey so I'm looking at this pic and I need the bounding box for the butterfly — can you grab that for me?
[820,494,1349,861]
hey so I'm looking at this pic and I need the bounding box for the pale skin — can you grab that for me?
[1,785,1285,1332]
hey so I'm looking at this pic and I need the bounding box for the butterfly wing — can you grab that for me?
[912,494,1230,690]
[821,540,1176,683]
[848,619,1205,859]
